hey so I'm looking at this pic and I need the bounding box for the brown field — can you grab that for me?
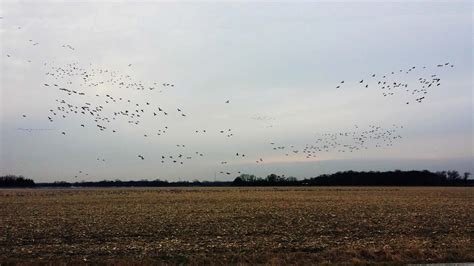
[1,187,473,264]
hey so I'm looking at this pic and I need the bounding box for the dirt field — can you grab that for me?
[1,187,473,264]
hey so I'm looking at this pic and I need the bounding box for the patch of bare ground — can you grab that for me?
[1,187,473,264]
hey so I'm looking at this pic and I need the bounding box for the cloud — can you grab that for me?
[1,2,472,181]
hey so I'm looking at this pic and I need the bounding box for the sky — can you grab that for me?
[0,1,472,182]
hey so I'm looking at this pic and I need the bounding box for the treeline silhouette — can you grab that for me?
[233,174,299,186]
[234,171,472,186]
[1,170,472,188]
[0,175,36,187]
[301,170,472,186]
[40,179,231,188]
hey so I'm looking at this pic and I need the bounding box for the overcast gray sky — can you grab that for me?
[1,1,472,182]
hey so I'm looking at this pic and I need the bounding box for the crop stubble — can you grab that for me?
[0,187,473,264]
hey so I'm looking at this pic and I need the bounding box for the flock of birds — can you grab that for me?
[3,16,456,180]
[268,124,403,160]
[336,63,454,104]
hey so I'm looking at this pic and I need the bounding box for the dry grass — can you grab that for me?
[1,187,473,264]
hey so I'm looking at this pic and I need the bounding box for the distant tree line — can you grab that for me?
[233,170,472,186]
[0,175,36,187]
[1,170,472,188]
[38,179,231,188]
[300,170,472,186]
[233,174,299,186]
